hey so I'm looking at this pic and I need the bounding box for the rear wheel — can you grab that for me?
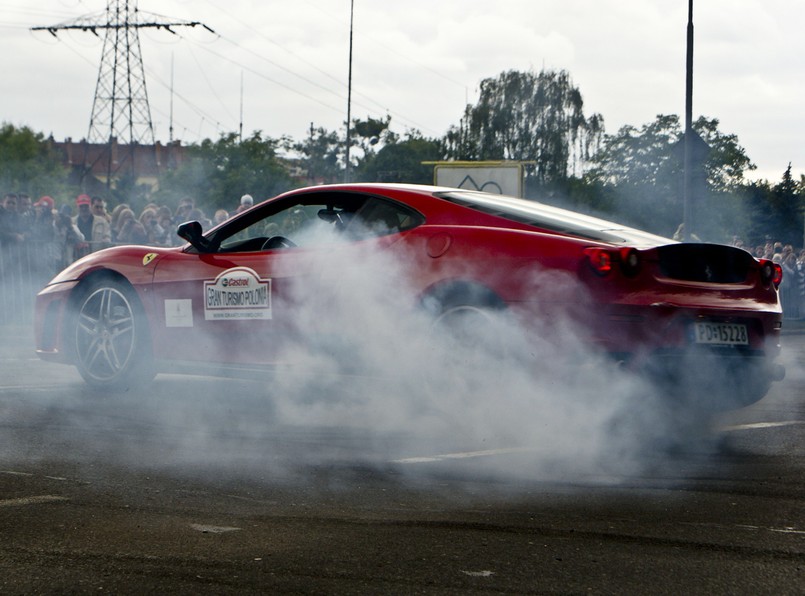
[72,278,154,390]
[431,304,512,357]
[427,288,513,377]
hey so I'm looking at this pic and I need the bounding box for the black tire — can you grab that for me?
[427,284,508,349]
[72,278,155,390]
[431,303,504,348]
[425,286,515,382]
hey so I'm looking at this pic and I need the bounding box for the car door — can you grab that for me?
[149,195,346,367]
[150,247,314,367]
[149,190,426,369]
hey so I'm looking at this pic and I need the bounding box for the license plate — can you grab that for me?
[693,322,748,346]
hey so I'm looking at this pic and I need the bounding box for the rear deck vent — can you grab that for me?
[656,243,753,283]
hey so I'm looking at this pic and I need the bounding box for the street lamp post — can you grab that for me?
[683,0,694,240]
[345,0,354,182]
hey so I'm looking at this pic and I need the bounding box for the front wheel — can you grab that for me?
[72,279,154,390]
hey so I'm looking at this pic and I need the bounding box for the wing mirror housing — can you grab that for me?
[177,220,214,253]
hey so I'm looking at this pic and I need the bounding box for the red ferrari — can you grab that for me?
[34,183,784,408]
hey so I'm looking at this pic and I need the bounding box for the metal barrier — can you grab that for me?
[0,242,62,325]
[779,274,802,320]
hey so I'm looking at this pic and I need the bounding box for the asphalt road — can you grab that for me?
[1,325,804,594]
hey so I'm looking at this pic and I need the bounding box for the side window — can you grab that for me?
[211,193,423,252]
[217,201,361,252]
[348,199,423,238]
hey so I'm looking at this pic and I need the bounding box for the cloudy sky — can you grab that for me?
[1,0,801,182]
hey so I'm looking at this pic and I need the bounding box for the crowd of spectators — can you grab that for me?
[0,191,244,323]
[732,237,805,318]
[0,192,236,282]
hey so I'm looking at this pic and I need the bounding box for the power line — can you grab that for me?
[193,0,445,135]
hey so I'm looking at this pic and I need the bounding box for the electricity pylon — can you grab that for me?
[32,0,213,183]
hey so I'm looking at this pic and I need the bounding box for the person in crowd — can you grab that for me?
[0,193,24,246]
[114,208,148,245]
[173,197,195,226]
[31,196,56,239]
[73,194,111,256]
[30,196,59,272]
[54,204,85,267]
[73,195,92,242]
[109,203,130,239]
[91,196,112,223]
[779,249,802,318]
[213,209,229,225]
[17,193,34,238]
[155,206,178,245]
[798,251,805,314]
[156,205,173,222]
[188,207,212,230]
[236,194,253,214]
[139,207,166,245]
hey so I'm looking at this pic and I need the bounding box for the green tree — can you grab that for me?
[156,131,294,213]
[293,125,343,184]
[0,123,69,198]
[694,117,755,191]
[349,115,393,164]
[442,69,604,184]
[586,114,755,239]
[767,164,804,246]
[354,130,443,184]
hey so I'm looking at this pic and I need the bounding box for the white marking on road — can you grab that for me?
[461,570,495,577]
[395,420,805,464]
[189,524,241,534]
[0,495,68,507]
[721,420,805,432]
[0,384,76,390]
[770,527,805,535]
[735,523,805,535]
[392,447,534,464]
[2,470,69,482]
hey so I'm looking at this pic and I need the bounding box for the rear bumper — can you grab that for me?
[589,302,782,356]
[629,347,783,409]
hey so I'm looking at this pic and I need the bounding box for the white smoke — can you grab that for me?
[12,235,742,487]
[233,239,685,483]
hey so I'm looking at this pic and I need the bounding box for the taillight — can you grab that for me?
[584,247,641,277]
[759,259,783,288]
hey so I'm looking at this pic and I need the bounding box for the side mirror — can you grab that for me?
[177,220,213,253]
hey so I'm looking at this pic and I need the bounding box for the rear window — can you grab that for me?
[437,190,650,244]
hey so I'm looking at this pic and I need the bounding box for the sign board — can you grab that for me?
[433,162,523,197]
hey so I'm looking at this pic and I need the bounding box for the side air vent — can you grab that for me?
[656,243,754,283]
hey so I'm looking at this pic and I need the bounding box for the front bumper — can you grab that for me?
[34,280,80,363]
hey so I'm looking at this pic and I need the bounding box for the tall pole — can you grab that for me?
[169,52,175,144]
[345,0,354,183]
[683,0,694,241]
[239,71,244,143]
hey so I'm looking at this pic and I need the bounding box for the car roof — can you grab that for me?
[281,183,674,248]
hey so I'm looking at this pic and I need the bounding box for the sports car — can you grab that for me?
[34,183,784,408]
